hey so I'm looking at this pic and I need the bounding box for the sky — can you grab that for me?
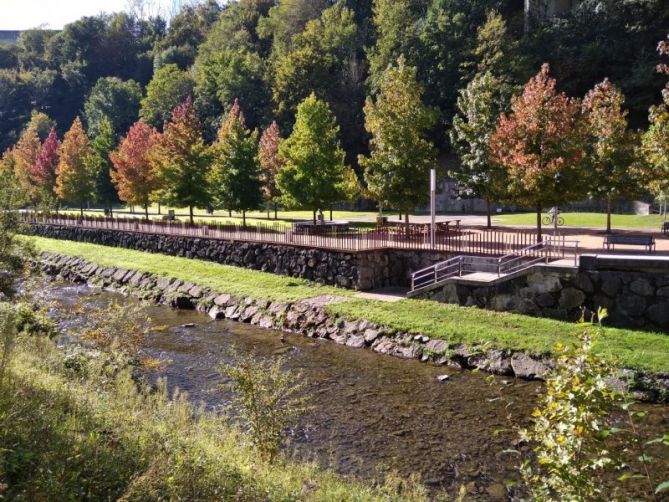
[0,0,186,30]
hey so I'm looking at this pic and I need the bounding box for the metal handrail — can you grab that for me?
[411,256,463,291]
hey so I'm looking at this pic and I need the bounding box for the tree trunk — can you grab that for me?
[189,205,194,225]
[486,198,492,229]
[313,209,316,224]
[274,204,278,220]
[145,204,149,221]
[243,210,246,228]
[267,208,270,219]
[404,211,410,238]
[330,208,333,221]
[536,206,542,242]
[228,209,232,217]
[80,203,84,218]
[606,196,612,234]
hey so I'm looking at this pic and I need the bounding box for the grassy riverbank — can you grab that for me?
[28,236,669,373]
[0,332,426,500]
[27,237,353,303]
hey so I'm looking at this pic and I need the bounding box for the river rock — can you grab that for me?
[345,335,366,348]
[510,352,549,379]
[208,306,225,320]
[213,294,231,307]
[437,374,450,382]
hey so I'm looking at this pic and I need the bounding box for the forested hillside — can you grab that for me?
[1,0,668,203]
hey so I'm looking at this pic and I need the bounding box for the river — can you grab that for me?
[36,280,669,500]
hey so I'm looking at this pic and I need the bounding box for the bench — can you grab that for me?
[662,222,669,235]
[603,234,656,253]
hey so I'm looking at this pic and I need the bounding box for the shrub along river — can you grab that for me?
[37,280,669,500]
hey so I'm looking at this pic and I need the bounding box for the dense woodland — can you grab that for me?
[2,0,669,232]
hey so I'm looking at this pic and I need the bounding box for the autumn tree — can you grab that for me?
[150,97,211,224]
[490,64,588,241]
[277,93,357,223]
[208,100,263,227]
[110,119,158,220]
[31,127,60,205]
[55,117,97,216]
[259,121,283,219]
[583,79,642,233]
[12,126,42,200]
[359,56,437,225]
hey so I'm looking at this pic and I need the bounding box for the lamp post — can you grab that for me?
[430,169,436,248]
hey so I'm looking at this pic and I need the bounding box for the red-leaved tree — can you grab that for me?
[490,64,588,240]
[31,127,61,195]
[259,121,283,219]
[110,120,159,220]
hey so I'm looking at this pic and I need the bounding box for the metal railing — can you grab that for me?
[23,212,544,255]
[410,237,580,292]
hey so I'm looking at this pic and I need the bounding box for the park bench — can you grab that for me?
[603,234,656,253]
[662,221,669,235]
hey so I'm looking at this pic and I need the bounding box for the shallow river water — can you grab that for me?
[39,281,669,500]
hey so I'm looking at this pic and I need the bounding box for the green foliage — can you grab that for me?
[208,100,263,223]
[449,72,508,213]
[272,2,359,122]
[276,93,356,215]
[220,350,311,463]
[140,64,194,128]
[86,116,118,209]
[366,0,419,93]
[0,302,17,386]
[83,77,143,138]
[360,56,437,215]
[519,313,620,500]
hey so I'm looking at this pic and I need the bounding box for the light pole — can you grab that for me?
[430,169,436,248]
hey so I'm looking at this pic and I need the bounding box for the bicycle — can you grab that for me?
[542,214,565,226]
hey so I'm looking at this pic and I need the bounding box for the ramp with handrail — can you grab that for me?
[409,237,579,293]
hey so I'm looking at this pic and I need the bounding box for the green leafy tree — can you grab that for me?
[208,100,263,227]
[55,117,97,215]
[583,79,643,233]
[449,72,509,228]
[277,93,356,222]
[490,64,588,241]
[86,116,118,212]
[83,77,143,137]
[642,36,669,207]
[359,57,437,225]
[366,0,419,93]
[24,111,55,141]
[140,64,194,129]
[150,97,211,224]
[272,3,359,122]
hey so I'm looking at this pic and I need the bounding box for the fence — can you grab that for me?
[24,212,550,256]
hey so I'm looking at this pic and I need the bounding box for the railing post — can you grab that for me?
[459,256,463,277]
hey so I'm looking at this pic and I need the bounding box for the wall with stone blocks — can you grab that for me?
[29,224,453,291]
[417,261,669,331]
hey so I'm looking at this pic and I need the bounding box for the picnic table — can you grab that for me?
[292,221,351,235]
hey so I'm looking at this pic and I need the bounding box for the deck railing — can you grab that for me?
[23,212,547,256]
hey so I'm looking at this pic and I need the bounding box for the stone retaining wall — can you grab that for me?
[414,262,669,332]
[33,252,669,403]
[29,223,452,290]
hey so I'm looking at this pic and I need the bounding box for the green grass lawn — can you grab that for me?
[327,299,669,373]
[495,212,667,230]
[27,235,669,373]
[28,236,353,303]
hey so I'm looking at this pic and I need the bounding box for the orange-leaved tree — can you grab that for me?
[490,64,588,241]
[110,119,159,220]
[12,126,42,201]
[55,117,97,216]
[259,121,283,219]
[150,97,211,224]
[582,78,642,233]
